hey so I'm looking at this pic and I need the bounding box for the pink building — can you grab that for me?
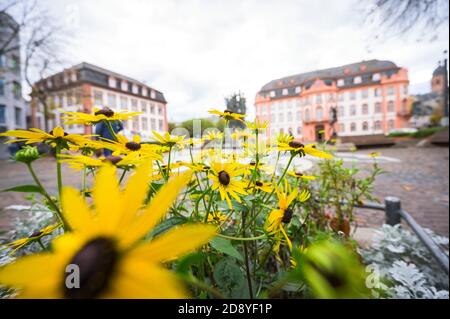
[30,62,168,139]
[255,60,411,142]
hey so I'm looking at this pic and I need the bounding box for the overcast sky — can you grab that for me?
[39,0,450,121]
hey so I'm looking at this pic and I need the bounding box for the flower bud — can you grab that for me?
[14,146,40,164]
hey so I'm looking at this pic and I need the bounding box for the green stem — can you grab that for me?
[82,165,87,198]
[55,145,63,200]
[263,154,295,205]
[119,168,128,184]
[242,210,254,299]
[26,163,69,231]
[216,233,266,241]
[182,275,226,299]
[37,238,47,251]
[104,120,118,142]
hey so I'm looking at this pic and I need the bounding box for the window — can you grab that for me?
[150,90,156,99]
[282,88,288,95]
[387,86,395,95]
[287,111,292,120]
[305,109,310,121]
[0,79,4,96]
[270,91,275,98]
[141,101,147,112]
[372,73,381,81]
[132,117,139,130]
[338,94,344,101]
[14,107,22,126]
[388,119,395,129]
[361,89,368,98]
[13,81,21,99]
[350,122,356,131]
[403,85,408,95]
[120,96,128,110]
[128,82,133,92]
[374,120,381,130]
[142,117,148,130]
[375,102,381,113]
[354,76,362,84]
[349,91,356,100]
[0,54,5,67]
[401,98,408,113]
[296,111,301,121]
[158,119,163,131]
[131,99,138,111]
[150,104,155,114]
[93,90,103,105]
[337,79,344,87]
[11,55,19,71]
[295,86,301,94]
[316,94,322,103]
[278,113,284,122]
[362,104,368,115]
[316,106,323,120]
[151,118,156,130]
[339,123,345,132]
[297,127,302,135]
[107,93,116,107]
[387,101,395,112]
[0,105,5,124]
[338,105,344,117]
[374,88,381,97]
[158,106,163,115]
[350,105,356,116]
[362,121,368,131]
[116,79,122,90]
[270,113,275,122]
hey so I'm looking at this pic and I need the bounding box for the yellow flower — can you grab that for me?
[180,138,203,148]
[0,127,93,149]
[101,134,163,160]
[208,161,248,209]
[369,152,380,158]
[2,224,61,255]
[298,189,311,202]
[0,165,217,298]
[245,119,269,132]
[208,109,245,122]
[265,183,298,253]
[275,132,294,145]
[151,131,185,148]
[230,130,250,140]
[287,171,317,180]
[203,130,224,141]
[247,180,273,194]
[276,141,333,159]
[206,212,227,224]
[58,154,143,171]
[61,107,141,125]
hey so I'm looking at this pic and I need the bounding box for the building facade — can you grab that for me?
[0,12,27,134]
[30,62,168,140]
[254,60,411,142]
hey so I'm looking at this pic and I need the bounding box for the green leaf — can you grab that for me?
[213,258,245,293]
[176,252,207,274]
[147,216,187,239]
[1,185,43,194]
[210,237,244,262]
[217,199,248,212]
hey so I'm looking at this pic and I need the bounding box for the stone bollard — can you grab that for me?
[385,196,401,226]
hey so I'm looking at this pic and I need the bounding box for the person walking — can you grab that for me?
[95,120,123,156]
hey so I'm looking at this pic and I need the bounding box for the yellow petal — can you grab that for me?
[118,171,191,248]
[92,164,123,234]
[52,127,65,137]
[128,224,217,263]
[304,145,333,159]
[61,187,95,231]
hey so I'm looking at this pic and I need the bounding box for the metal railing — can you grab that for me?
[353,196,449,274]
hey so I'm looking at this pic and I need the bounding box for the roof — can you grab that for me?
[433,64,446,77]
[259,59,399,93]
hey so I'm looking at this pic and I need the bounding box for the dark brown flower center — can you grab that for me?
[104,155,123,165]
[255,181,263,187]
[249,161,256,166]
[94,108,115,117]
[64,237,118,299]
[288,141,304,149]
[218,170,230,186]
[295,172,303,176]
[203,165,210,170]
[224,109,233,114]
[125,141,141,151]
[49,130,68,136]
[30,230,43,238]
[282,208,293,223]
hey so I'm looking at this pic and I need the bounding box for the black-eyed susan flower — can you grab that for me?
[57,154,141,171]
[287,171,317,180]
[2,224,61,255]
[0,127,93,149]
[369,152,380,158]
[248,180,273,194]
[203,130,224,142]
[276,141,333,159]
[61,108,141,125]
[208,109,245,122]
[298,189,311,202]
[245,119,269,133]
[208,161,248,209]
[101,134,163,161]
[265,183,298,254]
[0,165,217,298]
[206,211,227,224]
[151,131,185,148]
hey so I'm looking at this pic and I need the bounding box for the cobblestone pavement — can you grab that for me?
[0,145,448,236]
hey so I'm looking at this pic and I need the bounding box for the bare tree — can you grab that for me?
[364,0,449,41]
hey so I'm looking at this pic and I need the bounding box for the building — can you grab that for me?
[0,12,27,134]
[254,60,411,142]
[30,62,168,140]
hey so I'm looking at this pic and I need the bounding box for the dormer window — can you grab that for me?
[354,76,362,84]
[337,79,345,87]
[270,90,276,98]
[150,90,156,99]
[295,86,301,94]
[282,88,288,95]
[372,73,381,81]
